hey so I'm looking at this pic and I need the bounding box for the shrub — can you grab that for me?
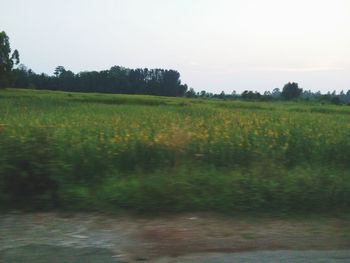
[0,129,63,208]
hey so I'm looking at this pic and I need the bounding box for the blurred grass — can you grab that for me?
[1,88,350,213]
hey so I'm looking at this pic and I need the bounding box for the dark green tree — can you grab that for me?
[186,88,196,98]
[53,66,66,77]
[281,82,302,100]
[0,31,20,88]
[12,64,189,97]
[241,90,262,100]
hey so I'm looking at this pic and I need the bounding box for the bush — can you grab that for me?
[0,129,63,208]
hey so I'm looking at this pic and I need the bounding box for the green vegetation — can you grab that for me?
[1,89,350,213]
[1,31,348,104]
[0,31,19,88]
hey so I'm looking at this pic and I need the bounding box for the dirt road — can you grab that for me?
[1,212,350,262]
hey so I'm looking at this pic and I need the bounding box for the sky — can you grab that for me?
[1,0,350,93]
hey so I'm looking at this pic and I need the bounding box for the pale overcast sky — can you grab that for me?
[1,0,350,93]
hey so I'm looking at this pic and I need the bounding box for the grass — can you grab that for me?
[1,88,350,213]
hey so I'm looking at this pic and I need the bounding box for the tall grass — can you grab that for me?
[1,89,350,212]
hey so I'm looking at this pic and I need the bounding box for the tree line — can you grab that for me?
[1,31,349,104]
[13,65,188,97]
[186,82,350,105]
[1,31,188,97]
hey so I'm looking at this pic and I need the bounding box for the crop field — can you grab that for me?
[1,88,350,213]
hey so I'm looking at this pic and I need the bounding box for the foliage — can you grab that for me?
[281,82,303,100]
[241,90,263,100]
[185,85,350,105]
[1,29,348,104]
[1,89,350,212]
[13,65,188,97]
[0,129,63,208]
[0,31,19,88]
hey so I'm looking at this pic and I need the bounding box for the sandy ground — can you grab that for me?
[1,212,350,262]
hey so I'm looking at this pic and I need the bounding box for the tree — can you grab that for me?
[54,66,66,77]
[281,82,302,100]
[199,90,207,97]
[186,88,196,98]
[0,31,20,88]
[12,63,189,97]
[218,91,226,99]
[241,90,261,100]
[271,88,281,99]
[161,70,182,96]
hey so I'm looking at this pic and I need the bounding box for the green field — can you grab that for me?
[1,89,350,213]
